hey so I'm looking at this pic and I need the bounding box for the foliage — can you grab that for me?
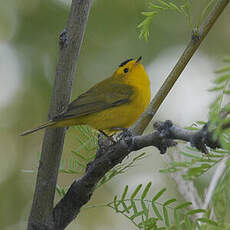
[156,57,230,228]
[208,57,230,224]
[96,152,148,189]
[56,125,98,196]
[86,183,219,230]
[56,125,149,196]
[209,56,230,149]
[159,143,228,180]
[212,159,230,224]
[60,125,98,174]
[159,57,230,180]
[138,0,217,40]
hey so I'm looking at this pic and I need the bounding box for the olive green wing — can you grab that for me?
[54,81,134,121]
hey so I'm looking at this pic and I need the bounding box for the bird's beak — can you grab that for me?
[135,56,142,64]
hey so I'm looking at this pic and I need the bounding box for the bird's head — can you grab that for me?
[113,56,149,86]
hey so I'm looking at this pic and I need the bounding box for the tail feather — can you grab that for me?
[20,121,56,136]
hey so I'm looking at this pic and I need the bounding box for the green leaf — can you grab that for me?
[180,4,189,18]
[186,209,206,215]
[152,188,166,201]
[121,201,129,213]
[175,202,192,210]
[121,185,128,201]
[152,203,163,220]
[201,163,211,169]
[163,198,177,206]
[185,126,200,130]
[56,184,66,197]
[215,65,230,73]
[141,200,149,218]
[170,161,192,167]
[174,209,180,229]
[113,195,119,212]
[214,74,230,84]
[197,120,207,125]
[131,199,138,215]
[148,3,164,10]
[137,17,151,28]
[169,2,182,13]
[141,11,155,17]
[178,151,202,159]
[185,164,211,179]
[159,167,179,173]
[157,0,171,8]
[141,182,152,199]
[163,206,169,227]
[130,211,144,220]
[209,86,226,92]
[186,145,202,152]
[71,150,87,161]
[185,216,192,229]
[197,218,218,226]
[131,184,142,199]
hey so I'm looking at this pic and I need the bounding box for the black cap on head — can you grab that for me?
[119,58,133,67]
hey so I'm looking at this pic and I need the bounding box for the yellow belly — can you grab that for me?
[54,86,151,134]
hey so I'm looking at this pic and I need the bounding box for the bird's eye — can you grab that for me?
[123,68,128,73]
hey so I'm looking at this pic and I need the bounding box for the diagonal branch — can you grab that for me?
[27,1,93,230]
[130,0,230,135]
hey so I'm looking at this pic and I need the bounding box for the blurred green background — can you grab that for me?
[0,0,230,229]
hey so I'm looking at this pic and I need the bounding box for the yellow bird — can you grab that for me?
[21,57,151,136]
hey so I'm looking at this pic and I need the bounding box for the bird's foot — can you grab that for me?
[111,127,134,141]
[98,130,116,144]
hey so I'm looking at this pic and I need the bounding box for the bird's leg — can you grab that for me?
[92,131,113,161]
[111,127,134,141]
[98,130,116,144]
[110,127,136,158]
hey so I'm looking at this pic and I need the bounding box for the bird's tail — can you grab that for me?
[20,120,56,136]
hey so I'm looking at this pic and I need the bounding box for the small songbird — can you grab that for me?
[21,57,151,136]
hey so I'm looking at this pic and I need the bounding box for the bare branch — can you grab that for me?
[27,1,93,230]
[53,120,221,228]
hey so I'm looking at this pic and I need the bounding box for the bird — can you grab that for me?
[20,56,151,136]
